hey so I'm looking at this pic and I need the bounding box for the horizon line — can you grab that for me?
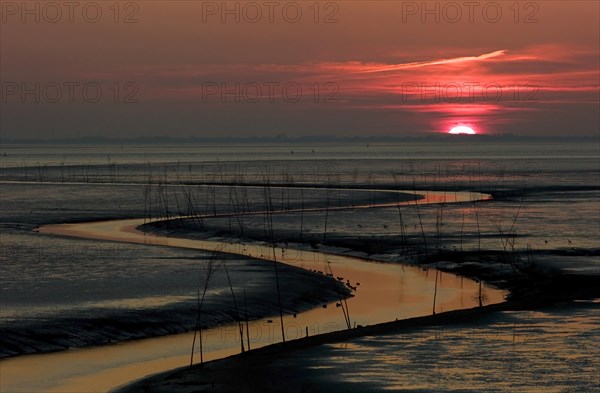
[2,133,599,146]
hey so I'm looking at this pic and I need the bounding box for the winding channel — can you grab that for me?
[1,190,506,393]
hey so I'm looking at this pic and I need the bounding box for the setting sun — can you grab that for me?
[449,126,476,135]
[2,1,598,392]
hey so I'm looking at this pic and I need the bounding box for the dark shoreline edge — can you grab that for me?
[116,214,600,391]
[0,251,350,360]
[139,216,600,304]
[114,297,599,393]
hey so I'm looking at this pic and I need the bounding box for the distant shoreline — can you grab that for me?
[3,134,599,146]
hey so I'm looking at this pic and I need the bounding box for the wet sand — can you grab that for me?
[118,301,599,393]
[2,190,505,392]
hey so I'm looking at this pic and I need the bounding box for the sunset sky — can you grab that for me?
[1,1,599,139]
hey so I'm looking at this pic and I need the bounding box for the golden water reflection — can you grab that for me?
[2,190,505,392]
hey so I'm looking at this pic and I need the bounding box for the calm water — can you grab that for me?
[219,301,600,393]
[1,142,597,187]
[0,141,598,390]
